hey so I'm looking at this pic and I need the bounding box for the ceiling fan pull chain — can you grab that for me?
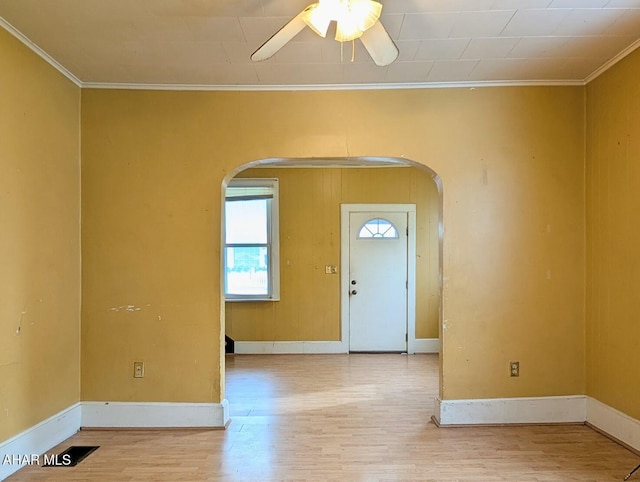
[341,41,344,62]
[351,40,355,62]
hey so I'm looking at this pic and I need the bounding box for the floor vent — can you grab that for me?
[44,446,99,467]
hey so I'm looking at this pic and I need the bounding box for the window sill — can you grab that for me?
[225,297,280,303]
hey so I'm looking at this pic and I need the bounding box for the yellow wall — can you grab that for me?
[586,48,640,420]
[6,10,640,438]
[0,28,81,441]
[225,167,440,341]
[81,86,585,403]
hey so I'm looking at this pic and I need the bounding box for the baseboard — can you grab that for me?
[81,400,230,429]
[435,395,587,426]
[587,397,640,452]
[413,338,439,353]
[0,403,81,480]
[234,341,347,354]
[233,340,439,354]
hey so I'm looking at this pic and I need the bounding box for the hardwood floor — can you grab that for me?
[7,354,639,481]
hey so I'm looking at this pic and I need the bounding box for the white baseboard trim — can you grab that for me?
[0,403,81,481]
[413,338,439,354]
[234,341,347,354]
[435,394,640,452]
[435,395,587,426]
[81,400,230,429]
[233,340,439,354]
[587,397,640,452]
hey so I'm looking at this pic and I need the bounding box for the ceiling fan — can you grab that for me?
[251,0,399,66]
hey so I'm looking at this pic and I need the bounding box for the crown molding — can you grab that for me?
[81,79,585,91]
[584,38,640,85]
[0,16,82,87]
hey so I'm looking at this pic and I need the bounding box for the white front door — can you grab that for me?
[348,210,408,352]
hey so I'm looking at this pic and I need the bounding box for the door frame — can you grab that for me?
[340,204,417,354]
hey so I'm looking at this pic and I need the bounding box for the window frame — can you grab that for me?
[224,178,280,302]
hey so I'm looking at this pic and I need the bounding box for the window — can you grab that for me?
[357,218,399,239]
[224,178,280,301]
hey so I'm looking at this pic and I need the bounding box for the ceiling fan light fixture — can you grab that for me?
[251,0,397,66]
[303,0,382,42]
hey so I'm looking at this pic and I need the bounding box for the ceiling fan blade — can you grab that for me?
[251,11,308,62]
[360,21,399,66]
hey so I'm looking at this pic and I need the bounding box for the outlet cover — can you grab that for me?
[133,361,144,378]
[510,361,519,377]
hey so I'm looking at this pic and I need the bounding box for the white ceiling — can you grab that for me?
[1,0,639,89]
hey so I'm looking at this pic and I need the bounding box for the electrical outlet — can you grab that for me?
[133,361,145,378]
[510,361,519,377]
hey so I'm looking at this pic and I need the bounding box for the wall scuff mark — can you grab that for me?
[16,309,27,335]
[110,305,143,312]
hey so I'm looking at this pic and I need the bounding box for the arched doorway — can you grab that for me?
[220,156,443,411]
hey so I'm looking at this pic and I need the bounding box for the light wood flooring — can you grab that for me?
[7,354,639,481]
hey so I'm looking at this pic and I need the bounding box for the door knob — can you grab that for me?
[351,289,357,295]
